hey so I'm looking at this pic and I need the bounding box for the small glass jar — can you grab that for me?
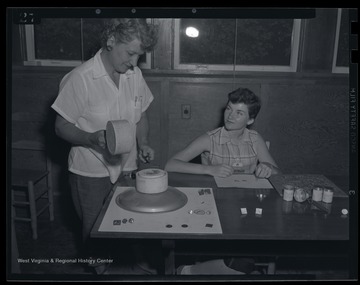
[322,188,334,203]
[283,184,294,201]
[294,187,310,203]
[312,187,323,202]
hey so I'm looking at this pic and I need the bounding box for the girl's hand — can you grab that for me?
[255,163,273,178]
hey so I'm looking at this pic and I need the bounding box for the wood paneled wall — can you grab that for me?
[146,76,349,176]
[10,69,349,195]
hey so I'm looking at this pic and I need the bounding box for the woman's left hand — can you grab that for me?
[138,144,155,163]
[255,163,273,178]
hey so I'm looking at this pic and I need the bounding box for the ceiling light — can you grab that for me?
[185,27,199,38]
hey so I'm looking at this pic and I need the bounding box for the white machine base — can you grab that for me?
[98,187,222,234]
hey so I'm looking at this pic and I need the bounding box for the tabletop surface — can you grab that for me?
[91,173,349,241]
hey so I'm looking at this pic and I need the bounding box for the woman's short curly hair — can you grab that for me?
[100,18,159,52]
[228,87,261,120]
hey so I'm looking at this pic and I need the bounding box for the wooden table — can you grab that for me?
[91,173,350,276]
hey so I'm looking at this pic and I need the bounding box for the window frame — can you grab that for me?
[332,8,349,74]
[174,18,301,72]
[22,21,152,69]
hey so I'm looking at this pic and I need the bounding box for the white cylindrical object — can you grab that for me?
[312,187,323,202]
[283,184,294,201]
[106,120,135,155]
[322,188,334,203]
[136,169,168,194]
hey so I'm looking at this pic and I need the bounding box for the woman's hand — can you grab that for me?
[138,144,155,163]
[209,164,234,178]
[88,130,106,152]
[88,130,122,164]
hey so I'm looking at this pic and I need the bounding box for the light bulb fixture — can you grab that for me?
[185,27,199,38]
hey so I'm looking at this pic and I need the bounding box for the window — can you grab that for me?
[22,18,151,68]
[174,18,301,72]
[332,9,349,74]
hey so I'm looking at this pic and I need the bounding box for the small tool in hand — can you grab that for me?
[144,154,150,164]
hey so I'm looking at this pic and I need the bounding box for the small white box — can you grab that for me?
[255,208,262,215]
[240,208,247,215]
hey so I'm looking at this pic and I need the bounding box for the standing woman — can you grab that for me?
[51,19,158,273]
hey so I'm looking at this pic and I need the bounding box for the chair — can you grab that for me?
[11,208,21,273]
[11,140,54,240]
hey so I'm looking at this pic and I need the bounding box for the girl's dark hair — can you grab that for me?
[228,88,261,119]
[101,18,159,52]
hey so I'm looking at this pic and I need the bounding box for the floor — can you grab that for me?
[10,193,351,281]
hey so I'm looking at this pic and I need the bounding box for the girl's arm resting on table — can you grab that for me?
[165,134,209,175]
[165,134,234,177]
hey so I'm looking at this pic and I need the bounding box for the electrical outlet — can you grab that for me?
[181,104,191,119]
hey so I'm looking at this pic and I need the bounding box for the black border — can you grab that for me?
[348,8,358,281]
[6,6,358,282]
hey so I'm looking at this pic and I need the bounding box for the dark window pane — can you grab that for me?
[34,19,81,60]
[180,19,236,65]
[83,19,104,60]
[138,53,146,65]
[336,9,349,67]
[236,19,293,66]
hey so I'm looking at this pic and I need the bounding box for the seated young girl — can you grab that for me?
[165,87,280,275]
[165,87,281,178]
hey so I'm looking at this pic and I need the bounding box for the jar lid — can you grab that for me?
[137,168,167,179]
[341,208,348,215]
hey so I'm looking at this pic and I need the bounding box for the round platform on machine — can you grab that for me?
[115,186,188,213]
